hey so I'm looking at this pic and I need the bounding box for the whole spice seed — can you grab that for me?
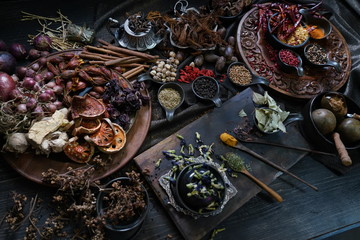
[158,88,181,109]
[193,78,218,99]
[228,65,252,85]
[279,49,300,66]
[305,44,327,65]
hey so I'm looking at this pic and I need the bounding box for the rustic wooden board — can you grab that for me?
[237,5,351,99]
[134,88,311,240]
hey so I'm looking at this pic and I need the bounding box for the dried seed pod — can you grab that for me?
[194,55,204,67]
[215,56,226,72]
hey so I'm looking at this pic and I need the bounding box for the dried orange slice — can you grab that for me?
[71,94,106,119]
[85,118,115,147]
[72,118,101,136]
[98,123,126,153]
[63,136,95,163]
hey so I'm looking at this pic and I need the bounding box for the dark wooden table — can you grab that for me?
[1,0,360,239]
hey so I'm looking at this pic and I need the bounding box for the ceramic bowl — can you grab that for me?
[302,91,360,150]
[174,163,226,215]
[192,76,222,107]
[277,49,304,77]
[158,82,185,121]
[227,62,269,87]
[267,13,310,49]
[303,43,341,72]
[96,177,149,239]
[299,8,332,40]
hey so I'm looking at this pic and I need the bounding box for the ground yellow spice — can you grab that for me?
[220,133,238,147]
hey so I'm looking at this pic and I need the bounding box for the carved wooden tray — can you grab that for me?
[2,50,152,185]
[237,6,351,99]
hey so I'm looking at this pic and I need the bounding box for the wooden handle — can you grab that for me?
[333,132,352,166]
[235,143,318,191]
[242,170,283,203]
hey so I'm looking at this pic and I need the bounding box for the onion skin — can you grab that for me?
[0,51,16,74]
[0,72,16,101]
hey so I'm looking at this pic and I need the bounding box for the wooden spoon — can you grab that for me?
[240,168,283,202]
[223,152,283,202]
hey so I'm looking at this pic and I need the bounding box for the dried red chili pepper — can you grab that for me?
[178,66,216,84]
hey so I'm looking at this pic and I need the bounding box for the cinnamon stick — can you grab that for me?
[118,63,150,68]
[82,51,118,60]
[122,65,145,79]
[85,45,127,58]
[102,45,156,60]
[97,39,111,46]
[104,56,140,66]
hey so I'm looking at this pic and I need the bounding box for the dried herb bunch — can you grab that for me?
[5,192,27,230]
[99,171,147,226]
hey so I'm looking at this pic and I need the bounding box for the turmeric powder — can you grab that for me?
[220,133,238,147]
[309,26,325,39]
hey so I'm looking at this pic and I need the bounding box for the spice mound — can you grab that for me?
[158,88,182,109]
[228,64,252,85]
[279,25,309,46]
[307,25,325,39]
[305,44,327,65]
[279,49,300,66]
[193,77,218,99]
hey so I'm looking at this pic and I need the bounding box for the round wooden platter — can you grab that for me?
[236,5,352,99]
[2,50,152,185]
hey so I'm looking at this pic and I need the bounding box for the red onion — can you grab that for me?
[33,105,44,118]
[44,89,55,100]
[9,88,23,100]
[53,100,63,109]
[0,51,16,74]
[33,35,52,51]
[46,81,56,88]
[38,57,47,67]
[33,83,41,92]
[0,72,16,101]
[53,85,64,95]
[9,43,27,60]
[31,62,40,71]
[16,66,27,79]
[46,103,57,113]
[26,97,37,109]
[40,51,50,57]
[38,92,51,102]
[22,77,36,90]
[34,74,44,82]
[43,71,54,81]
[25,68,35,78]
[0,40,7,51]
[17,103,28,113]
[28,49,41,59]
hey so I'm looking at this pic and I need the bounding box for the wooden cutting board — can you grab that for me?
[134,87,311,240]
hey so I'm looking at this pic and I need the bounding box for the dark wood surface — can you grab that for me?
[134,88,310,240]
[1,0,360,240]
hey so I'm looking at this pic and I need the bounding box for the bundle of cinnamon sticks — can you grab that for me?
[80,39,158,79]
